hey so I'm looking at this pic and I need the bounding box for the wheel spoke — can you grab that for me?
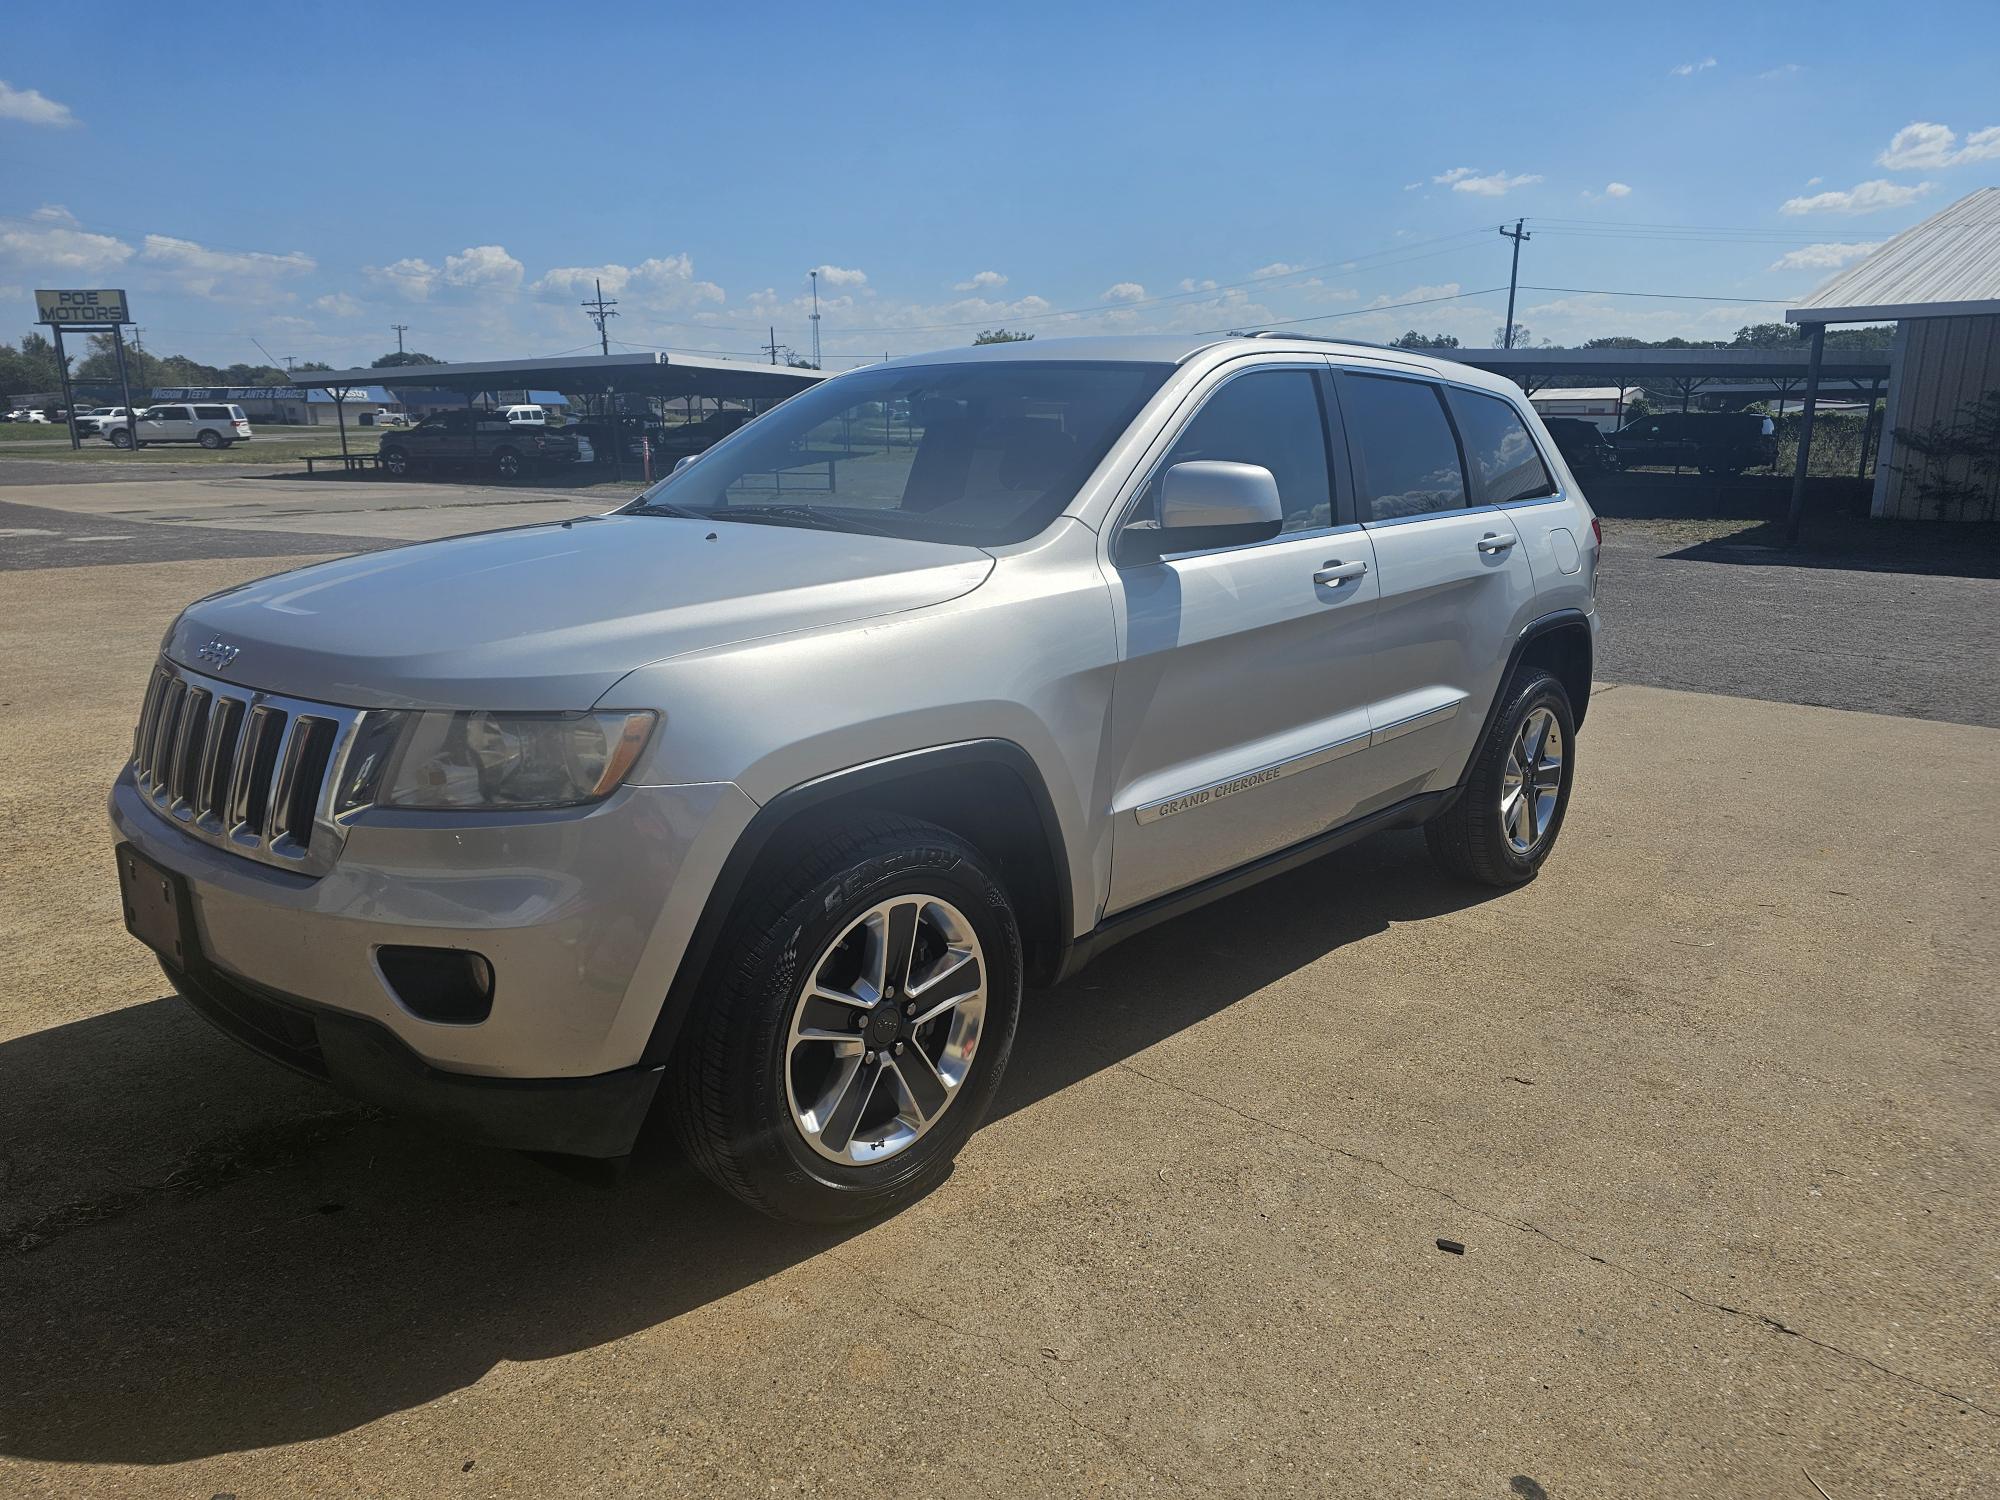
[814,1056,879,1155]
[909,950,981,1026]
[890,1047,949,1121]
[873,901,920,1000]
[794,1026,863,1047]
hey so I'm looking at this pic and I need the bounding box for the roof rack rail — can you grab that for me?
[1237,330,1415,354]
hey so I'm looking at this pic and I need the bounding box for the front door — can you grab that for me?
[1104,362,1382,914]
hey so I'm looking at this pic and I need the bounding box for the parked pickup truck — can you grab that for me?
[378,408,586,479]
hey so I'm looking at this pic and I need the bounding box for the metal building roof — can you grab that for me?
[1788,187,2000,324]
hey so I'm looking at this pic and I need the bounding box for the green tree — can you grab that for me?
[372,350,442,368]
[1390,330,1460,349]
[1730,322,1801,349]
[295,360,334,373]
[972,328,1034,344]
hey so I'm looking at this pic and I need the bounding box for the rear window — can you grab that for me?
[1444,388,1558,504]
[195,405,230,420]
[1340,375,1469,521]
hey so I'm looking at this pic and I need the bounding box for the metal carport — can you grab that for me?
[287,352,825,475]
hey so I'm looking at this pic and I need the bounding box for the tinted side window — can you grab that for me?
[194,405,229,419]
[1150,369,1333,535]
[1445,388,1557,504]
[1341,375,1467,521]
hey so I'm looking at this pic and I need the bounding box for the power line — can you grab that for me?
[1519,284,1799,304]
[1185,285,1511,337]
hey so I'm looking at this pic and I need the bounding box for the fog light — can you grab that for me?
[377,945,495,1025]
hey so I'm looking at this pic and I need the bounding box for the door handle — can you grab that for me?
[1313,559,1368,586]
[1476,533,1517,554]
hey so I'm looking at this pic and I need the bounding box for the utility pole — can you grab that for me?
[391,323,409,356]
[1499,218,1531,349]
[581,278,619,356]
[282,355,296,372]
[763,326,784,365]
[129,326,148,388]
[809,269,821,370]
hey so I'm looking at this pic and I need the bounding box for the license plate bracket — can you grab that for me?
[117,843,193,967]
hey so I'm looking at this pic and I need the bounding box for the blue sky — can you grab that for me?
[4,0,1998,369]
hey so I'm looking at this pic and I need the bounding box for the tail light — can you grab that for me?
[1590,517,1602,546]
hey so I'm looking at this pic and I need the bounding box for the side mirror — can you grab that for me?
[1117,460,1283,564]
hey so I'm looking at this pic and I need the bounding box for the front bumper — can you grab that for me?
[109,766,759,1083]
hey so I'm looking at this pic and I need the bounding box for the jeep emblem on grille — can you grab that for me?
[197,638,240,669]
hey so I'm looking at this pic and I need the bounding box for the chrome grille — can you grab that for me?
[128,660,364,876]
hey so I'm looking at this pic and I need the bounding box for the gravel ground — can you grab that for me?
[1597,521,2000,727]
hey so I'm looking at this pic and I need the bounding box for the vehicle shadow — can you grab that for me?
[0,829,1495,1465]
[1658,517,2000,580]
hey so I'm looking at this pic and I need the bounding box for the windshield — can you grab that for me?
[623,360,1172,545]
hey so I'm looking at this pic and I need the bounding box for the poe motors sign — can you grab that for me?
[36,288,132,326]
[33,288,137,452]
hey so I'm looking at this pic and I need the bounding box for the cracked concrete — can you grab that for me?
[0,537,1996,1497]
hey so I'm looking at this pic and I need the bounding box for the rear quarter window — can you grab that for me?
[1444,388,1558,504]
[194,405,230,420]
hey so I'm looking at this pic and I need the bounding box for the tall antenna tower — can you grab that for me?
[809,269,821,370]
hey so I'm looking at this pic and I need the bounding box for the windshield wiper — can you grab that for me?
[711,504,902,537]
[623,497,706,519]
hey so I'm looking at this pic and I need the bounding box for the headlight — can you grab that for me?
[335,709,656,813]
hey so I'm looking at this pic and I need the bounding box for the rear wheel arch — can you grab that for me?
[642,740,1073,1067]
[1515,615,1592,731]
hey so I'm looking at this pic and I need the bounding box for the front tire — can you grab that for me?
[491,447,523,480]
[667,815,1023,1224]
[381,446,410,477]
[108,429,133,450]
[1425,669,1576,886]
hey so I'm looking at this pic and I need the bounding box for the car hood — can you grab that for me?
[165,514,994,710]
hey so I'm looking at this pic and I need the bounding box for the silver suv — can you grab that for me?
[110,334,1599,1222]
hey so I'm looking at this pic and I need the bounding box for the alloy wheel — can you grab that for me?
[784,894,987,1167]
[1501,706,1564,855]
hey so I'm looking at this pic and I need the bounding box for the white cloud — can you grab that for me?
[141,235,314,298]
[953,270,1008,291]
[0,205,132,274]
[1100,282,1146,302]
[1366,281,1462,310]
[1669,56,1717,76]
[1805,176,1823,187]
[1769,241,1884,271]
[0,81,76,127]
[1757,62,1804,80]
[1402,181,1424,191]
[1877,121,2000,171]
[1781,179,1936,215]
[1177,277,1218,293]
[443,244,524,289]
[814,264,867,287]
[1446,170,1542,198]
[531,255,704,301]
[1432,167,1477,185]
[366,256,439,299]
[313,292,361,317]
[1604,181,1632,198]
[1252,262,1304,278]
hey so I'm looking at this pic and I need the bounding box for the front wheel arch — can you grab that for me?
[640,740,1073,1068]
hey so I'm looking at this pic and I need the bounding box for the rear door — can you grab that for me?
[1333,370,1540,802]
[1104,360,1382,913]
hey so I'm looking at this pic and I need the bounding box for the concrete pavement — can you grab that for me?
[0,542,1995,1497]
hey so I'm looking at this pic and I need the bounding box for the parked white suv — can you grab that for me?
[111,334,1599,1222]
[107,401,253,449]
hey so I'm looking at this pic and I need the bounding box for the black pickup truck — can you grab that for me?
[378,409,586,479]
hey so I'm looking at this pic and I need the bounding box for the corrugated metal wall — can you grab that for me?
[1873,313,2000,520]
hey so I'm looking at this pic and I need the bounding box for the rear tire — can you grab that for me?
[491,448,523,480]
[667,815,1023,1224]
[197,430,224,450]
[1425,669,1577,887]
